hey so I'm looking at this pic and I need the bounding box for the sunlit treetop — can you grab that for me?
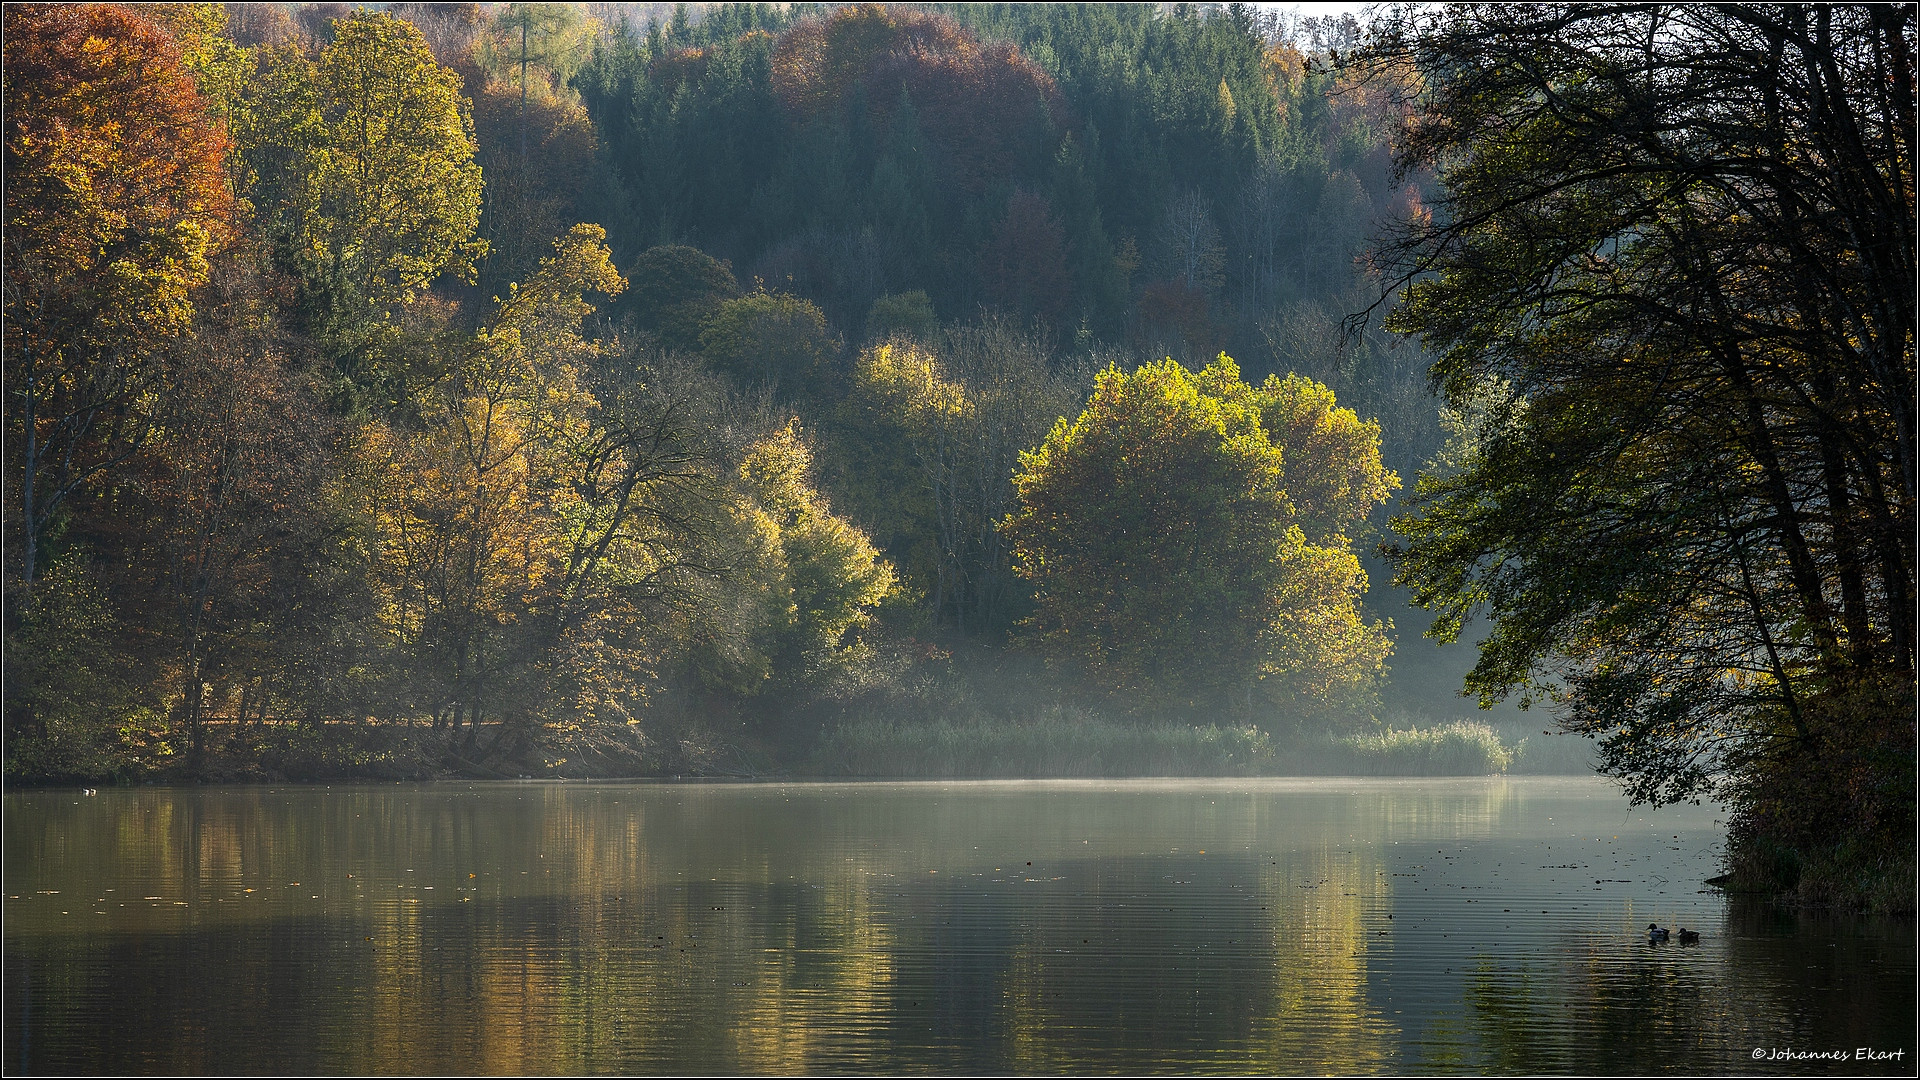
[3,2,237,348]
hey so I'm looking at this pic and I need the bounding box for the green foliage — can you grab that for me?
[3,1,1484,784]
[363,226,608,721]
[699,289,838,399]
[677,418,899,699]
[572,2,1450,552]
[1367,5,1914,907]
[1720,672,1916,912]
[834,324,1078,636]
[625,244,740,351]
[865,290,937,343]
[232,11,484,381]
[483,4,587,92]
[147,4,253,127]
[1007,356,1395,718]
[313,14,484,314]
[2,555,154,783]
[233,42,326,248]
[734,422,897,688]
[1375,5,1914,822]
[568,4,1456,725]
[310,13,484,310]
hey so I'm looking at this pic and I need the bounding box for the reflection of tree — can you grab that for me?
[1250,850,1398,1068]
[11,787,1915,1074]
[1461,961,1565,1073]
[979,851,1398,1072]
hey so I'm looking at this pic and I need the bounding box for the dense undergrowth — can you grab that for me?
[1713,681,1917,916]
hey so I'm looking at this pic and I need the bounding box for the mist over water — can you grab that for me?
[6,777,1911,1074]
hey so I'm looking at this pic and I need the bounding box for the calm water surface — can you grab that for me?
[5,777,1912,1074]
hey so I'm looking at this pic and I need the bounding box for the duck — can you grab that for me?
[1677,928,1700,945]
[1647,923,1670,943]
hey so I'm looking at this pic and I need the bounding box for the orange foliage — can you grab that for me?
[650,46,712,95]
[1327,61,1424,198]
[771,4,1067,192]
[3,3,236,344]
[1263,42,1307,125]
[1265,43,1308,95]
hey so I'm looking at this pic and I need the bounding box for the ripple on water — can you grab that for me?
[3,776,1912,1074]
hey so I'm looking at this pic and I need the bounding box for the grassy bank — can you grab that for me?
[1296,720,1512,775]
[6,662,1597,787]
[809,713,1597,779]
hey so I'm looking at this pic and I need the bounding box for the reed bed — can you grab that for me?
[1300,720,1512,776]
[811,713,1599,779]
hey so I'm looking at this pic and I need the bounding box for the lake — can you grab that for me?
[4,777,1912,1075]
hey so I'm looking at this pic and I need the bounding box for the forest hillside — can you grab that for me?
[6,2,1446,784]
[6,2,1910,910]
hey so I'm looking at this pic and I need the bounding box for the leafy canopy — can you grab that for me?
[310,12,485,312]
[3,2,237,586]
[1371,3,1914,807]
[1007,356,1395,717]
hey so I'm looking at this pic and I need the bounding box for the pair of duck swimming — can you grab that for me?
[1648,924,1700,944]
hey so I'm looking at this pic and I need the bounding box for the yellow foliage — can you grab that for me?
[856,342,973,431]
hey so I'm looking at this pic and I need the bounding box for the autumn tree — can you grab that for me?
[234,11,483,376]
[131,262,339,767]
[364,224,624,730]
[484,4,585,157]
[398,2,608,304]
[314,12,483,312]
[225,2,299,49]
[711,423,896,692]
[1007,356,1395,717]
[842,322,1081,635]
[145,4,253,128]
[530,347,746,740]
[468,70,602,303]
[3,3,236,593]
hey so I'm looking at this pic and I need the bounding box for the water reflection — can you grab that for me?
[5,779,1912,1074]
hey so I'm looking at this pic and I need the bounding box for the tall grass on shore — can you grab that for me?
[810,712,1599,779]
[1299,721,1511,776]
